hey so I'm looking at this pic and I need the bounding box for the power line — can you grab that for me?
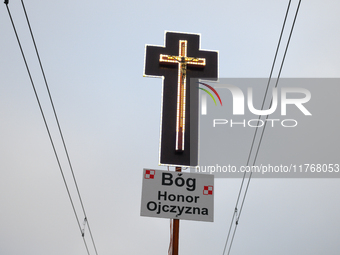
[19,0,99,254]
[238,0,302,224]
[222,1,292,251]
[222,0,302,254]
[4,1,96,254]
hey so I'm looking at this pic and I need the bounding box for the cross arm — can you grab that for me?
[159,55,206,67]
[144,45,167,77]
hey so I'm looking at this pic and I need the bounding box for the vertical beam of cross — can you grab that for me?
[159,40,206,151]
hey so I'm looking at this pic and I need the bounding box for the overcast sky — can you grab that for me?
[1,0,339,254]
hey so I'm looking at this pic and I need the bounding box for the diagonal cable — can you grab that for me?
[5,1,92,254]
[20,1,99,254]
[225,1,302,254]
[222,0,292,253]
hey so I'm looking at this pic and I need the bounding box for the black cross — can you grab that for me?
[144,32,218,166]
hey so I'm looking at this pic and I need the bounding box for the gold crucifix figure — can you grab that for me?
[159,40,206,151]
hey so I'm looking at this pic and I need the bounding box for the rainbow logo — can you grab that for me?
[198,82,223,106]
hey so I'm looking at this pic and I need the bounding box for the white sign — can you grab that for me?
[140,169,214,222]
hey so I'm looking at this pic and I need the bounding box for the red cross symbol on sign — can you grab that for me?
[145,170,155,179]
[203,185,213,195]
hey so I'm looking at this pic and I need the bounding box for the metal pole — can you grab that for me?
[171,166,181,255]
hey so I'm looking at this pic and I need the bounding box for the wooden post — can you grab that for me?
[171,166,181,255]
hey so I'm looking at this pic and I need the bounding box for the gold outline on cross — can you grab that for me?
[159,40,206,151]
